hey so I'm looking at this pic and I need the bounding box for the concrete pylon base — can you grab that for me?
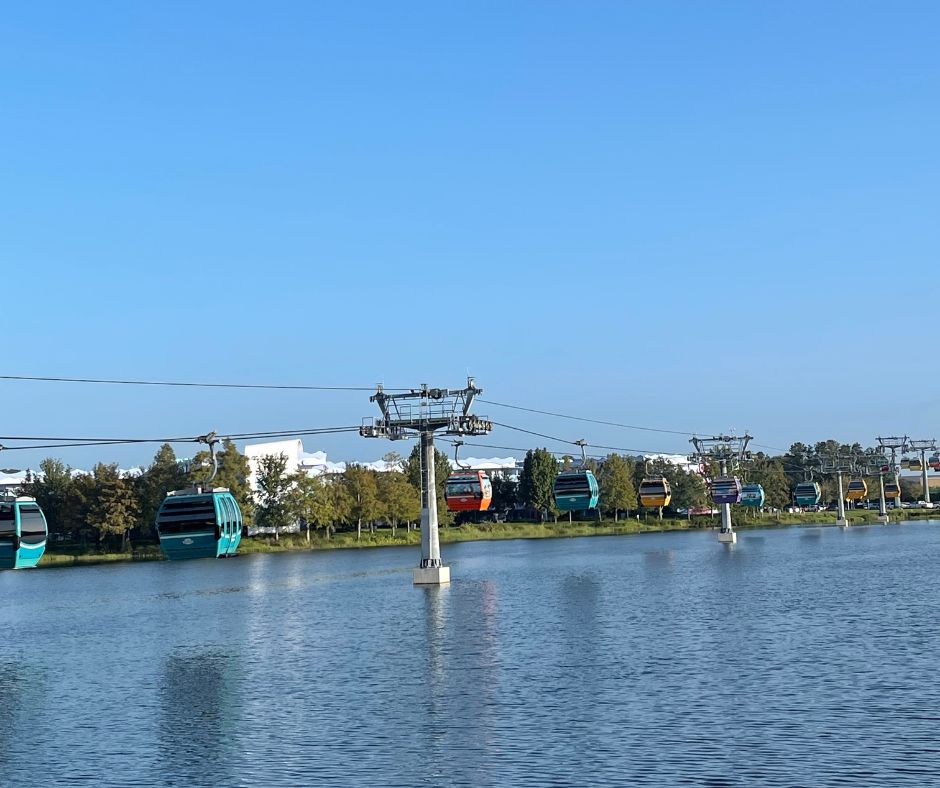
[878,515,890,524]
[414,565,451,585]
[837,518,849,527]
[717,531,736,545]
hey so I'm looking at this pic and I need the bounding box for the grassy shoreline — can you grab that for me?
[37,508,938,569]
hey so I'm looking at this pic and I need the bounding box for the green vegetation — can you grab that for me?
[23,442,254,550]
[519,448,560,520]
[18,435,940,568]
[37,508,939,568]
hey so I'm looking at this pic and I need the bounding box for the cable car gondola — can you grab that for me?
[444,442,493,512]
[929,454,940,471]
[845,479,868,500]
[553,470,599,511]
[0,496,48,569]
[740,483,765,507]
[909,458,924,472]
[884,481,901,498]
[710,476,742,505]
[156,433,243,561]
[794,480,822,507]
[156,488,242,560]
[639,476,672,509]
[900,458,911,470]
[553,440,599,511]
[445,472,493,512]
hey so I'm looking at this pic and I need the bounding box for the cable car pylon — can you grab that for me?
[689,434,752,545]
[818,456,857,527]
[907,438,937,505]
[360,379,493,585]
[861,453,891,524]
[877,436,908,515]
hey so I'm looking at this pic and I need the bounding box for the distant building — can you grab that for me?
[244,440,402,493]
[454,457,520,480]
[243,440,523,491]
[900,474,940,490]
[644,453,700,473]
[0,471,28,495]
[244,439,305,492]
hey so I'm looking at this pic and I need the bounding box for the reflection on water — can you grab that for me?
[159,651,239,787]
[0,660,46,781]
[643,548,676,569]
[0,525,938,785]
[0,662,24,765]
[422,584,449,709]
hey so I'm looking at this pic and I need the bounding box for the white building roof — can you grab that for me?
[450,456,518,471]
[243,440,521,489]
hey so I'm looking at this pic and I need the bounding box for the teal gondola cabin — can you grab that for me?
[156,489,242,560]
[0,497,48,569]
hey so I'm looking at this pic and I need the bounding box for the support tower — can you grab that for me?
[907,439,936,505]
[689,434,753,545]
[360,379,493,585]
[863,454,891,524]
[877,436,908,512]
[819,456,856,527]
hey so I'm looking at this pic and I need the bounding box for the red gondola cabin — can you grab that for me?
[444,471,493,512]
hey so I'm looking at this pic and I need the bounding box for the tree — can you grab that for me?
[327,475,353,535]
[135,444,187,541]
[22,458,84,540]
[342,464,380,540]
[254,453,294,538]
[900,477,920,503]
[287,472,335,541]
[640,459,709,511]
[84,463,140,550]
[404,443,454,527]
[491,474,519,514]
[377,470,420,536]
[519,448,559,520]
[598,454,636,521]
[189,439,254,525]
[746,455,791,510]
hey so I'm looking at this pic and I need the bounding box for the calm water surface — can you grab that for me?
[2,523,939,786]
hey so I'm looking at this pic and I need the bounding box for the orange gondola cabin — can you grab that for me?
[444,471,493,512]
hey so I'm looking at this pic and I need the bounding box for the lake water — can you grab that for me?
[1,523,939,786]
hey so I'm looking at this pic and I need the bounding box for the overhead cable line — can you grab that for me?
[0,374,404,392]
[491,422,689,457]
[0,425,362,452]
[482,399,801,456]
[480,399,703,436]
[0,426,360,444]
[436,437,610,461]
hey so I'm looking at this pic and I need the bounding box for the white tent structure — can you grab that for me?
[243,440,522,491]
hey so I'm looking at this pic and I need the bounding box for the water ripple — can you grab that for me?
[0,525,939,785]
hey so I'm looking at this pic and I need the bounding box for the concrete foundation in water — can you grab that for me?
[414,565,451,585]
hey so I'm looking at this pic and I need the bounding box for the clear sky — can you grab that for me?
[2,1,938,471]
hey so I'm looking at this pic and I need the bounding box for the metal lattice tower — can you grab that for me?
[360,378,493,585]
[688,434,753,545]
[906,439,936,504]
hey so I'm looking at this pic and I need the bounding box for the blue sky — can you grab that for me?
[1,1,938,470]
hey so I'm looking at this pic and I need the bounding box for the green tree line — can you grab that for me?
[18,437,927,549]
